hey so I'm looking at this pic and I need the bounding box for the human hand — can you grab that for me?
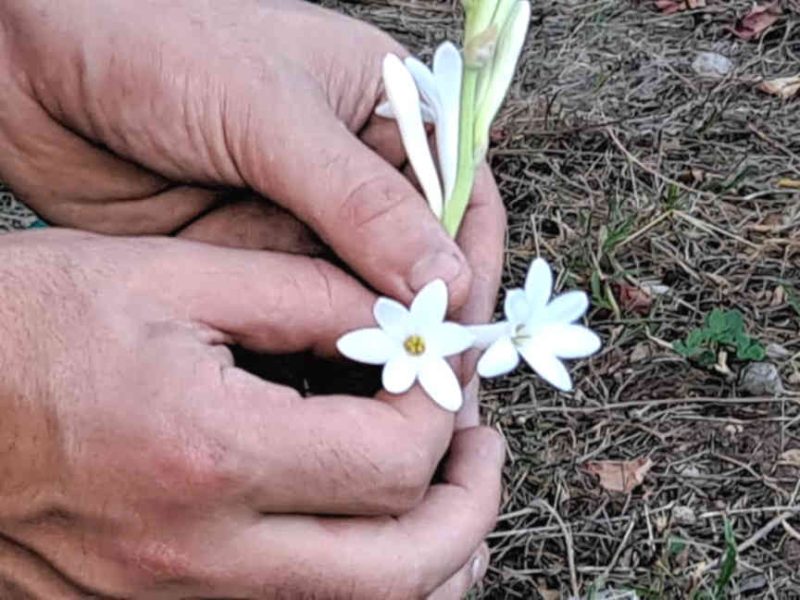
[0,0,506,311]
[0,229,504,598]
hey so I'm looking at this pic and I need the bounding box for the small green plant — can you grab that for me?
[674,308,765,367]
[693,519,737,599]
[783,284,800,319]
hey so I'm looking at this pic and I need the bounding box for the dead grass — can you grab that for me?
[1,0,798,597]
[322,0,800,597]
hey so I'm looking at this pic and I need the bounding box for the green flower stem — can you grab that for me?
[442,66,480,237]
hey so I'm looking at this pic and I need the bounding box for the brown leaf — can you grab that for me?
[757,74,800,99]
[615,282,653,315]
[729,1,782,40]
[585,457,653,493]
[778,178,800,189]
[655,0,705,14]
[779,449,800,467]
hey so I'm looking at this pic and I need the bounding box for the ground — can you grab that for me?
[2,0,798,598]
[318,0,799,597]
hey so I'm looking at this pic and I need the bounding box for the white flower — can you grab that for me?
[381,54,444,218]
[471,258,601,392]
[377,43,463,206]
[337,279,474,412]
[473,0,531,159]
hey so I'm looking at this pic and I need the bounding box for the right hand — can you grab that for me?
[0,229,504,599]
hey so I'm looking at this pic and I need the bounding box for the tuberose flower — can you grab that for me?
[381,54,444,218]
[337,279,474,412]
[471,258,601,391]
[377,43,463,206]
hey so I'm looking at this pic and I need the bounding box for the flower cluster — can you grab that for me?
[337,1,601,411]
[337,259,601,411]
[379,0,531,236]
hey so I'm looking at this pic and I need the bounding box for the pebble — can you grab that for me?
[739,362,784,395]
[692,52,733,79]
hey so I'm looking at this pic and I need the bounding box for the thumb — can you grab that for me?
[233,85,471,308]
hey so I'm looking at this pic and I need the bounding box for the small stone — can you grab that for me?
[630,342,651,363]
[766,343,791,359]
[672,505,697,526]
[739,362,784,396]
[692,52,733,79]
[676,463,701,477]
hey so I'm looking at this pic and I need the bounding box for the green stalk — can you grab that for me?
[442,67,479,237]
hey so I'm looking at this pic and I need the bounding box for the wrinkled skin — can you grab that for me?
[0,230,504,598]
[0,0,507,597]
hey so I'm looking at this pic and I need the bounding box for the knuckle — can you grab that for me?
[115,538,197,589]
[336,171,413,233]
[371,432,437,513]
[150,439,238,502]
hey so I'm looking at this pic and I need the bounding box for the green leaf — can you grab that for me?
[668,537,687,555]
[713,519,738,597]
[686,328,708,347]
[783,285,800,318]
[740,344,765,361]
[707,309,727,334]
[722,310,744,333]
[697,349,717,367]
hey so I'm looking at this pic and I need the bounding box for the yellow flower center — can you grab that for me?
[403,335,427,356]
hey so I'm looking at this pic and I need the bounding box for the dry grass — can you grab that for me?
[322,0,800,597]
[2,0,798,597]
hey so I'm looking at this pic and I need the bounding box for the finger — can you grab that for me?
[135,239,374,357]
[176,196,322,255]
[455,374,481,431]
[211,368,453,515]
[455,162,506,327]
[129,239,456,514]
[238,88,471,308]
[201,427,504,598]
[359,115,408,168]
[454,163,506,390]
[427,543,490,600]
[4,88,219,234]
[359,113,435,170]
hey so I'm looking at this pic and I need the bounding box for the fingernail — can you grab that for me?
[409,250,467,296]
[470,553,485,586]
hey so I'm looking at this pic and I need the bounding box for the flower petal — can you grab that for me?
[429,322,474,357]
[477,336,520,378]
[382,54,443,218]
[410,278,448,328]
[375,100,436,123]
[404,57,442,114]
[467,322,510,349]
[374,297,410,340]
[432,42,462,203]
[518,344,573,392]
[473,0,531,157]
[544,290,589,324]
[524,257,553,311]
[382,354,418,394]
[504,288,531,325]
[418,357,463,411]
[542,324,601,359]
[337,329,398,365]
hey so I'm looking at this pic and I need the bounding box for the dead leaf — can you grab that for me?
[757,74,800,99]
[535,584,560,600]
[585,457,653,493]
[778,178,800,189]
[729,1,782,40]
[655,0,705,14]
[615,282,653,315]
[779,449,800,467]
[630,342,651,363]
